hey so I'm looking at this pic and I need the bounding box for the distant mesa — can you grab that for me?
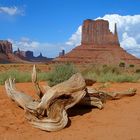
[0,40,52,63]
[14,49,53,62]
[55,19,140,65]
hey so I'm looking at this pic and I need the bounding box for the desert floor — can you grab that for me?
[0,82,140,140]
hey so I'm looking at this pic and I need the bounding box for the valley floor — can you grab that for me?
[0,82,140,140]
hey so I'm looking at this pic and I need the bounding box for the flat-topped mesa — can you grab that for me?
[81,19,120,46]
[0,40,13,54]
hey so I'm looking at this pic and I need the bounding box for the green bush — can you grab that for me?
[83,72,140,83]
[0,64,139,85]
[119,62,125,67]
[102,64,107,68]
[136,69,140,73]
[0,69,49,85]
[0,69,30,85]
[102,66,120,74]
[82,65,120,76]
[82,65,140,83]
[0,64,77,86]
[46,63,77,86]
[129,64,135,68]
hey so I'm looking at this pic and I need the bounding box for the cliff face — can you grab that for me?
[0,40,28,63]
[81,19,119,46]
[55,19,140,65]
[0,40,13,54]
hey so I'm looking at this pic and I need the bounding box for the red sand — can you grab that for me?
[0,82,140,140]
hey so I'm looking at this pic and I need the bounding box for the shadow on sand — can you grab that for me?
[67,105,94,117]
[64,106,93,128]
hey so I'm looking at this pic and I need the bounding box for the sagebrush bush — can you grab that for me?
[0,69,30,84]
[0,64,140,85]
[46,63,77,86]
[136,69,140,73]
[129,64,135,68]
[119,62,125,67]
[82,65,140,83]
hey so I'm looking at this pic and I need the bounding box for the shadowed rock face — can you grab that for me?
[14,49,53,62]
[0,40,13,54]
[55,19,140,65]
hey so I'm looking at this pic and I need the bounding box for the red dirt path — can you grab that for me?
[0,82,140,140]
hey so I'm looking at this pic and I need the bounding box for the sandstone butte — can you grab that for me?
[0,40,27,63]
[54,19,140,66]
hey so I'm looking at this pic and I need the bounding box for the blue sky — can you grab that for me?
[0,0,140,57]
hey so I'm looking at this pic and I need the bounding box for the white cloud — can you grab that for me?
[121,32,139,49]
[66,26,82,46]
[66,14,140,58]
[120,32,140,57]
[0,6,23,16]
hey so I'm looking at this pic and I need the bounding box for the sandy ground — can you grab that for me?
[0,82,140,140]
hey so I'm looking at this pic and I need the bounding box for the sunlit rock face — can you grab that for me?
[81,19,119,46]
[55,19,140,66]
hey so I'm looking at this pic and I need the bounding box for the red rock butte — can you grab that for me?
[0,40,28,63]
[55,19,140,65]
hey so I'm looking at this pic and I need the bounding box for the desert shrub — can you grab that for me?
[0,69,49,85]
[83,72,140,83]
[102,66,120,74]
[136,69,140,73]
[119,62,125,67]
[102,64,107,68]
[82,65,120,76]
[103,73,139,83]
[129,64,135,68]
[46,63,77,87]
[82,65,140,83]
[36,68,41,72]
[0,69,31,85]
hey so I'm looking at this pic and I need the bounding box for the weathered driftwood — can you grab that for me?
[5,71,87,131]
[4,65,136,132]
[86,87,136,102]
[5,78,35,109]
[32,65,43,99]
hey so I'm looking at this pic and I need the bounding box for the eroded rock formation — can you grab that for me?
[14,49,53,62]
[0,40,12,54]
[81,19,119,46]
[55,19,140,65]
[0,40,29,63]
